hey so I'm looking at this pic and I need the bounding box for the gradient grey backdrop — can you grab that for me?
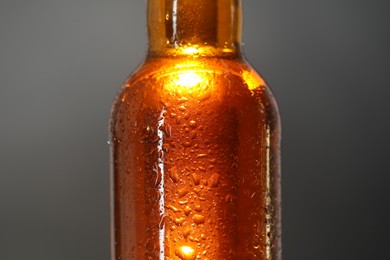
[1,0,389,259]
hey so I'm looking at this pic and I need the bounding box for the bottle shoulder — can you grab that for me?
[121,57,273,95]
[111,57,279,120]
[110,56,280,137]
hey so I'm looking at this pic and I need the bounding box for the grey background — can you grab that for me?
[0,0,389,259]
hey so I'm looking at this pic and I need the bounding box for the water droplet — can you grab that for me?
[209,158,217,164]
[175,246,196,260]
[193,187,200,195]
[170,167,180,183]
[145,126,152,133]
[225,194,232,202]
[183,228,191,238]
[210,173,220,187]
[189,120,197,128]
[192,172,200,185]
[168,205,181,213]
[162,143,169,153]
[193,214,205,225]
[177,96,189,103]
[194,90,211,102]
[194,205,202,212]
[178,187,189,198]
[183,141,192,147]
[184,206,192,216]
[175,217,185,226]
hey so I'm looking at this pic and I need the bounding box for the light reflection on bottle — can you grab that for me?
[175,245,196,260]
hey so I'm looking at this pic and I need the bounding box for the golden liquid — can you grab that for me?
[110,56,281,259]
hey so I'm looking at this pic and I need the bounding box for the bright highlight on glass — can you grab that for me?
[175,246,196,260]
[242,69,265,90]
[181,47,199,55]
[174,71,203,88]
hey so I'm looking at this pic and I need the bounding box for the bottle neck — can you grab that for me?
[147,0,243,57]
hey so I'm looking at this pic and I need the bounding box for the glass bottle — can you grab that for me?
[109,0,281,259]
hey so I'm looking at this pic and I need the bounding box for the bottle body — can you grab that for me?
[110,56,281,259]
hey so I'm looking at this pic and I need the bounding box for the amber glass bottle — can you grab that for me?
[110,0,281,259]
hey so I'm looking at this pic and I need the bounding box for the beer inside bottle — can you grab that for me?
[110,0,281,259]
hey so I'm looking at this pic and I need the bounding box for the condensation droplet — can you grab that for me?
[210,173,220,187]
[189,120,197,128]
[183,228,191,239]
[162,143,169,153]
[194,205,202,212]
[198,166,206,171]
[225,194,232,202]
[193,214,205,225]
[209,158,217,164]
[184,206,192,216]
[175,217,185,226]
[178,187,189,198]
[177,96,189,103]
[175,246,196,260]
[183,141,192,147]
[170,166,180,183]
[192,172,200,185]
[168,205,181,213]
